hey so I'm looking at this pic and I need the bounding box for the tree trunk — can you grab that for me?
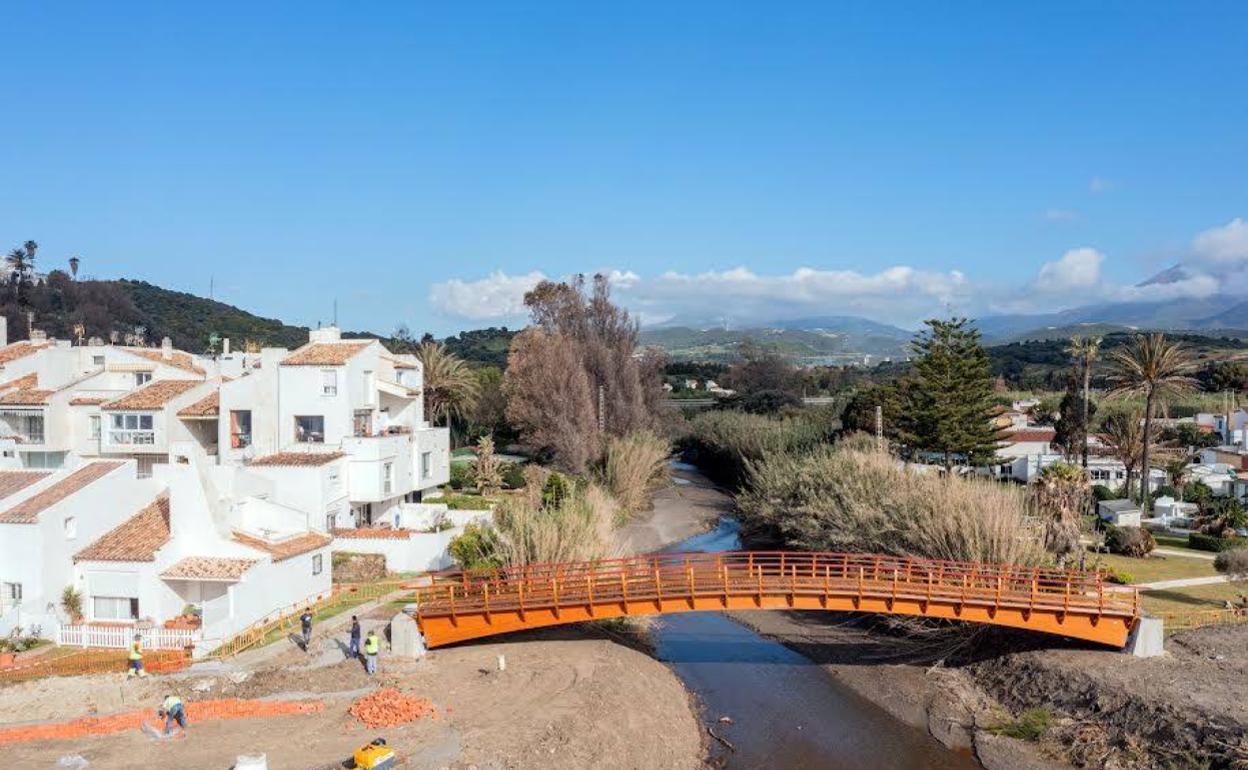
[1081,357,1091,468]
[1141,389,1155,510]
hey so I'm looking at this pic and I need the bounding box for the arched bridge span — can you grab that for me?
[409,551,1139,649]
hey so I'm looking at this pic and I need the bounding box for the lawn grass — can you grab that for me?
[1090,552,1218,584]
[1151,534,1204,551]
[1142,582,1246,614]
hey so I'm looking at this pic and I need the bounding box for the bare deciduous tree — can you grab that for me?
[504,274,663,470]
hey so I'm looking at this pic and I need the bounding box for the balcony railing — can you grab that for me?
[110,430,156,446]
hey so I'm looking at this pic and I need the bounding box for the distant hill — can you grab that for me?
[640,323,911,364]
[117,280,312,352]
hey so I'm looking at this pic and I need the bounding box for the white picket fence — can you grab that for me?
[57,624,200,650]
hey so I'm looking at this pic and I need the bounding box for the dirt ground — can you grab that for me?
[616,462,722,555]
[0,629,703,770]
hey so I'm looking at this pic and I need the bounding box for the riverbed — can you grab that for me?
[652,515,981,770]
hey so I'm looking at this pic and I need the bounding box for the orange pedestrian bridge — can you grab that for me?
[408,551,1140,649]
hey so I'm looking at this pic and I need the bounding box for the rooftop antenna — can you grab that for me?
[333,299,338,328]
[209,276,214,302]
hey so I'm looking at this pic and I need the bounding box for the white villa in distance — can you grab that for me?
[0,319,455,654]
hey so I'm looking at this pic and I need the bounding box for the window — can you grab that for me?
[93,596,139,621]
[3,582,21,602]
[295,415,325,443]
[321,369,338,396]
[22,414,44,443]
[135,372,152,386]
[383,461,394,495]
[64,516,76,539]
[92,355,105,366]
[110,413,154,444]
[421,451,432,481]
[89,415,101,441]
[229,410,252,448]
[325,512,337,531]
[312,554,323,576]
[353,409,372,437]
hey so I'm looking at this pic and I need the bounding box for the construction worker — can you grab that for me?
[364,629,380,675]
[127,634,146,678]
[300,607,313,650]
[158,694,187,735]
[348,615,361,659]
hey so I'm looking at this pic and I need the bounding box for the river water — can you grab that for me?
[651,518,980,770]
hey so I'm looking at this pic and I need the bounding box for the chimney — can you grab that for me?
[0,316,6,347]
[161,337,173,359]
[222,338,231,356]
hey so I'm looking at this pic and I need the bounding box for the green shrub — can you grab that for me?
[683,407,840,488]
[448,462,473,491]
[1091,485,1122,503]
[542,472,571,508]
[501,462,527,490]
[1214,547,1248,580]
[1103,569,1134,585]
[448,523,502,570]
[1189,532,1246,552]
[1104,525,1155,557]
[989,707,1054,741]
[439,494,494,511]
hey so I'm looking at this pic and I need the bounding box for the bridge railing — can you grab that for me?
[411,550,1138,621]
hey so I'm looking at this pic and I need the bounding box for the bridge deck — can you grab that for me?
[410,551,1139,648]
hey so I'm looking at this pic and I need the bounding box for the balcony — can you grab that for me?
[109,430,156,446]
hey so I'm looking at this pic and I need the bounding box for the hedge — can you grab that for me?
[1187,532,1247,552]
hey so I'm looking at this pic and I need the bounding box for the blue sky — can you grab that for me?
[2,2,1247,335]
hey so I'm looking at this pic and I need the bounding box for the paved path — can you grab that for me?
[1137,575,1230,591]
[1153,547,1215,561]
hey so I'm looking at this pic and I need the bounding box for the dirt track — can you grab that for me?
[0,630,703,769]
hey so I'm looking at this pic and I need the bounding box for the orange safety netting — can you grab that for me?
[348,688,437,728]
[0,698,324,745]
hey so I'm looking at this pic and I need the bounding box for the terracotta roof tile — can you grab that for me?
[160,556,257,580]
[233,530,331,561]
[177,390,220,417]
[0,341,49,365]
[123,347,205,375]
[102,379,202,410]
[281,342,370,366]
[248,452,345,467]
[0,470,51,500]
[69,395,110,406]
[0,372,38,391]
[0,389,54,405]
[331,527,412,540]
[0,462,124,524]
[1002,429,1056,444]
[74,495,171,562]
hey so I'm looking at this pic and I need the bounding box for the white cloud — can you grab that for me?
[428,270,548,321]
[1192,217,1248,264]
[428,217,1248,328]
[1034,247,1104,292]
[1089,176,1115,193]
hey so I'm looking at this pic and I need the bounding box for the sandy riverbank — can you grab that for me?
[0,629,703,769]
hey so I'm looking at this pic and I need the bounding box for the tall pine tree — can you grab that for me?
[901,318,1002,468]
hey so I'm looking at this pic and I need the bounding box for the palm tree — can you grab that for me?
[22,240,37,260]
[415,341,480,428]
[1162,455,1189,501]
[1030,462,1091,568]
[1107,333,1196,510]
[1065,334,1102,468]
[1101,408,1143,500]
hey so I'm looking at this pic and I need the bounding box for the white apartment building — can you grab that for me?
[0,324,453,653]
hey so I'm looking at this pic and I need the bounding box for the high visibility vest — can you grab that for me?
[129,642,143,661]
[364,635,379,655]
[162,696,182,712]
